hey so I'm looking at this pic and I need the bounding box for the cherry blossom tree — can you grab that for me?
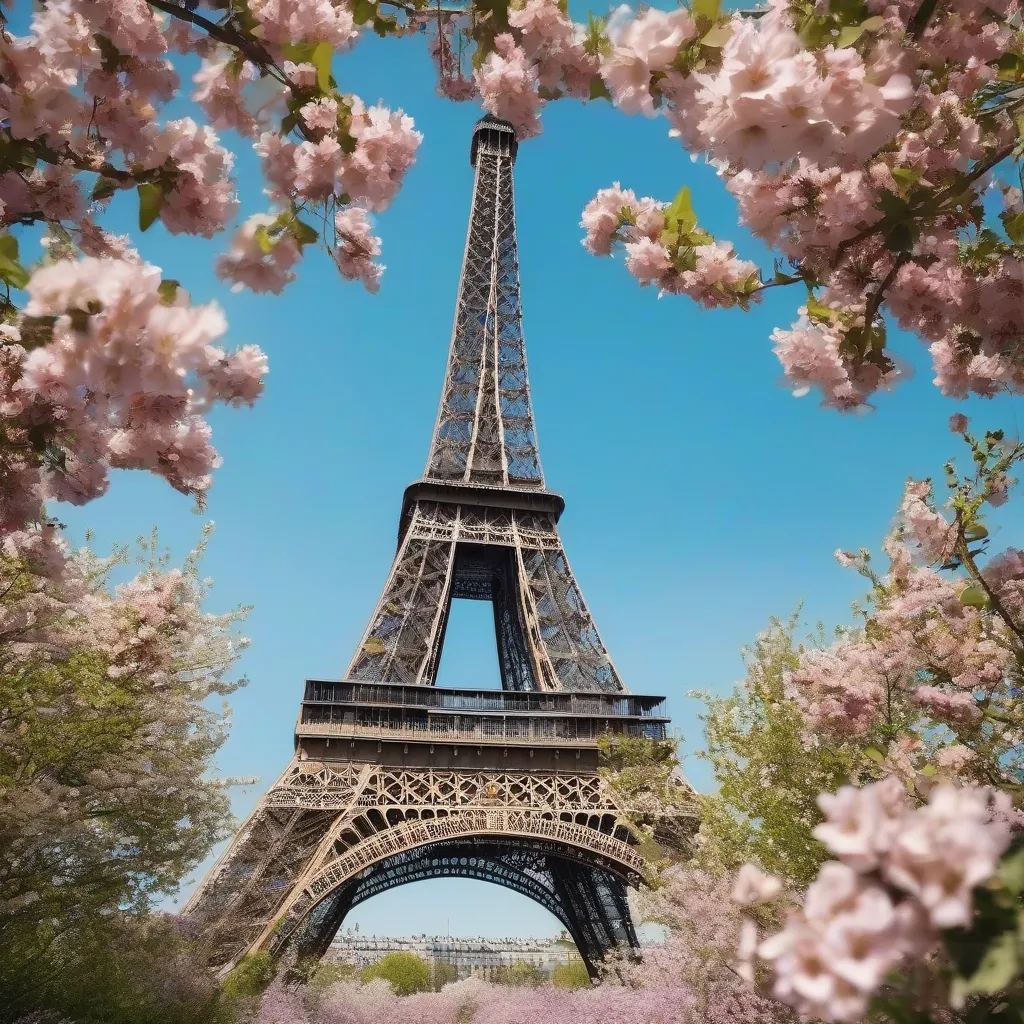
[786,417,1024,799]
[0,525,249,1019]
[713,421,1024,1023]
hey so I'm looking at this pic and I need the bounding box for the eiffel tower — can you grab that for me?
[184,117,688,977]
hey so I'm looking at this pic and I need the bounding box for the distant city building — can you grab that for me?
[326,933,584,980]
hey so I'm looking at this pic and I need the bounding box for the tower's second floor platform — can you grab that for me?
[294,679,670,771]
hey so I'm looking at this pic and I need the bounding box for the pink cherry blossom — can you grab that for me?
[601,8,697,117]
[475,35,543,138]
[192,57,262,137]
[216,214,302,295]
[249,0,360,49]
[813,776,907,872]
[883,784,1012,928]
[334,206,384,292]
[339,99,423,212]
[897,479,957,564]
[771,315,902,410]
[732,863,783,906]
[580,184,645,256]
[751,780,1013,1022]
[1,257,265,531]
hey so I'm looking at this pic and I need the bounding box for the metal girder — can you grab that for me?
[183,761,672,975]
[345,503,625,693]
[289,839,638,975]
[426,119,541,489]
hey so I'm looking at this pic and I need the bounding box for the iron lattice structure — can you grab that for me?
[184,117,691,977]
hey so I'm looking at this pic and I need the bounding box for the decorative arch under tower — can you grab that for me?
[183,117,693,977]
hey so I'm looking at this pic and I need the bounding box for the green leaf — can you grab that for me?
[700,23,731,46]
[890,167,922,192]
[254,225,275,254]
[157,279,180,305]
[959,584,989,608]
[311,41,333,91]
[996,51,1024,82]
[691,0,721,21]
[951,930,1019,1002]
[876,189,912,220]
[861,14,885,30]
[828,0,867,23]
[773,270,801,284]
[906,0,940,36]
[225,51,247,81]
[864,747,885,763]
[1005,210,1024,245]
[372,14,397,36]
[137,182,165,232]
[0,234,29,290]
[886,222,916,253]
[282,42,316,64]
[18,314,58,350]
[805,294,840,324]
[797,13,832,48]
[672,246,697,273]
[589,77,611,101]
[836,23,864,47]
[0,235,20,266]
[289,219,319,247]
[351,0,376,23]
[280,112,298,136]
[965,523,989,541]
[91,177,119,203]
[664,186,697,234]
[999,846,1024,896]
[686,229,714,246]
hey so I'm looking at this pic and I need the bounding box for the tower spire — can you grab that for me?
[426,117,543,489]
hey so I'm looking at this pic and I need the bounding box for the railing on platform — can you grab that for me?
[302,680,667,718]
[295,717,667,746]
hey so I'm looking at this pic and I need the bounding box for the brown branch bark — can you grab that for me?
[145,0,283,77]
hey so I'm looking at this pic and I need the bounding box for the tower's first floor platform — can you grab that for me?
[295,679,671,770]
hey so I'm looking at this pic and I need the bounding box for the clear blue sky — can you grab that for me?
[54,22,1020,939]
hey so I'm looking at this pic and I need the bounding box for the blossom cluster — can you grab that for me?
[739,778,1013,1022]
[580,183,759,307]
[0,257,266,536]
[255,940,791,1024]
[2,0,419,293]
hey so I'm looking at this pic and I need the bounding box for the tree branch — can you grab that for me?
[955,523,1024,647]
[145,0,283,78]
[832,142,1017,269]
[861,251,907,332]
